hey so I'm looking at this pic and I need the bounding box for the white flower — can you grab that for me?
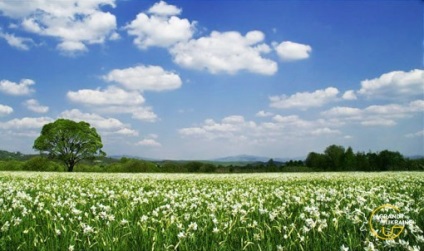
[68,245,74,251]
[177,231,186,239]
[212,227,219,233]
[340,244,349,251]
[188,222,198,231]
[120,219,129,225]
[55,229,61,236]
[140,215,148,222]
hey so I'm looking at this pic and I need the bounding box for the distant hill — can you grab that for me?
[212,154,300,163]
[0,150,31,160]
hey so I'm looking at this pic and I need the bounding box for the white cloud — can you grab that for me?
[256,110,274,117]
[273,41,312,61]
[135,133,161,147]
[310,127,341,136]
[342,90,357,100]
[405,130,424,138]
[0,0,117,53]
[269,87,339,110]
[148,1,181,16]
[23,99,49,113]
[0,117,53,129]
[179,113,338,143]
[130,107,158,122]
[0,104,13,116]
[67,86,145,106]
[0,31,33,50]
[321,107,362,117]
[358,69,424,99]
[321,99,424,127]
[104,65,182,91]
[170,30,277,75]
[360,118,396,127]
[0,79,35,96]
[126,1,194,49]
[60,109,138,136]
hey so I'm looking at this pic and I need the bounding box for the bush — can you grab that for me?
[0,160,24,171]
[74,164,103,172]
[22,156,64,171]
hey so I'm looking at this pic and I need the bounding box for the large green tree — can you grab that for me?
[33,119,105,172]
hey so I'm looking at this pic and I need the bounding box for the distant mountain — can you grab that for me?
[213,155,278,163]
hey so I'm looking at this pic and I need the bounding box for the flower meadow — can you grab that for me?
[0,172,423,251]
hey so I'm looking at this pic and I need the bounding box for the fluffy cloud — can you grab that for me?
[0,117,53,129]
[104,65,182,91]
[67,86,158,122]
[269,87,339,110]
[0,79,35,96]
[60,109,138,136]
[23,99,49,113]
[322,99,424,127]
[405,130,424,138]
[0,0,118,53]
[170,30,277,75]
[130,107,158,122]
[342,90,357,100]
[256,110,274,117]
[0,31,33,50]
[136,138,161,147]
[179,114,338,143]
[148,1,181,16]
[273,41,312,61]
[67,86,145,106]
[0,104,13,116]
[136,134,162,147]
[358,69,424,99]
[126,1,194,49]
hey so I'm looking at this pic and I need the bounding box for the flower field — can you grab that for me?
[0,172,423,250]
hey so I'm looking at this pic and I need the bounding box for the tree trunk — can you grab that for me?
[67,160,75,172]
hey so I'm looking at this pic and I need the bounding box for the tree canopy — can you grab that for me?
[33,119,105,172]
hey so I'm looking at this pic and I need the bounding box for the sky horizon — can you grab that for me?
[0,0,423,160]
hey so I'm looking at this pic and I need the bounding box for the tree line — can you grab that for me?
[305,145,423,171]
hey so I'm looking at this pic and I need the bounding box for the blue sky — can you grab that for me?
[0,0,422,160]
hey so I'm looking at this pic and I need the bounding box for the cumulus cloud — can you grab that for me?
[405,130,424,138]
[126,1,194,49]
[0,104,13,116]
[148,1,181,16]
[256,110,274,117]
[358,69,424,99]
[273,41,312,61]
[136,138,162,147]
[179,113,338,143]
[321,107,362,117]
[0,31,33,50]
[104,65,182,91]
[342,90,357,100]
[0,117,53,129]
[0,79,35,96]
[322,99,424,127]
[170,30,277,75]
[23,99,49,113]
[0,0,118,53]
[269,87,339,110]
[136,134,162,147]
[60,109,138,136]
[67,86,145,106]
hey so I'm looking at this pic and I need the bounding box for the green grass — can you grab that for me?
[0,172,423,250]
